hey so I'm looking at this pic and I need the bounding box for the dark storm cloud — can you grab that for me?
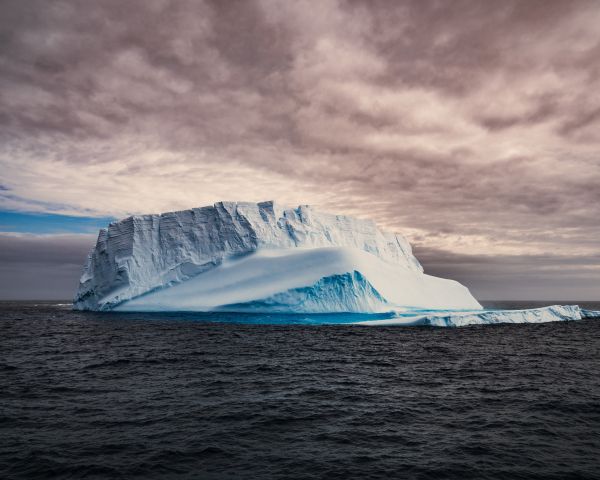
[0,233,94,300]
[1,0,599,299]
[414,246,600,301]
[0,233,93,265]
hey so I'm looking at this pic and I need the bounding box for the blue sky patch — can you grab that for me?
[0,210,115,234]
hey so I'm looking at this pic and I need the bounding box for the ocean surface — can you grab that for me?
[2,301,600,479]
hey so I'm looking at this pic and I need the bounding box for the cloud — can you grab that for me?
[0,233,95,299]
[414,246,600,301]
[0,232,94,265]
[0,0,599,298]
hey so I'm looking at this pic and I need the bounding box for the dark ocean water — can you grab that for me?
[2,301,600,479]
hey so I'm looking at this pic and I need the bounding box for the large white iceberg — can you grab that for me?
[74,201,480,312]
[73,201,598,326]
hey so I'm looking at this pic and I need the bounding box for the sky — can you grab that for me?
[1,0,599,300]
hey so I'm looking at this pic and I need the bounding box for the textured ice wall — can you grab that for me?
[74,201,423,310]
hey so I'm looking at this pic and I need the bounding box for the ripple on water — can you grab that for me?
[1,301,600,479]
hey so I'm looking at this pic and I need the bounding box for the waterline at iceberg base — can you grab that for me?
[88,305,600,327]
[74,201,599,327]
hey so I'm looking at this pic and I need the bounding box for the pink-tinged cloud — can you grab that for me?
[1,0,599,298]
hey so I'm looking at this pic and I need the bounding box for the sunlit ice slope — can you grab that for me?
[115,247,481,312]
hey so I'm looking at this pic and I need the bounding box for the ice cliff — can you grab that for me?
[74,201,480,312]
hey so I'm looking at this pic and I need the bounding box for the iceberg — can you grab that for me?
[74,201,479,312]
[73,201,598,327]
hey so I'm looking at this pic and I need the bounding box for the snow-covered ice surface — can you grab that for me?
[74,201,597,327]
